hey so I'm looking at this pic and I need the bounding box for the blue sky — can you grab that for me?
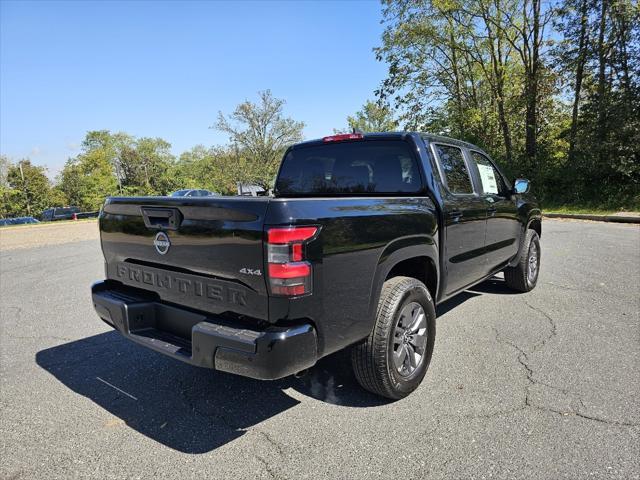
[0,0,387,178]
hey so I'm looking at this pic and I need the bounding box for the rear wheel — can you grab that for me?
[351,276,436,400]
[504,229,540,292]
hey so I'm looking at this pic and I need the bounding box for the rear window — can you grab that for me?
[55,207,79,215]
[433,144,473,194]
[275,140,422,195]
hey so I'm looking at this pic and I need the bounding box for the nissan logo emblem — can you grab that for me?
[153,231,171,255]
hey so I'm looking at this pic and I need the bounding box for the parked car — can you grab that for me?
[170,189,220,197]
[237,183,266,196]
[74,210,100,219]
[91,132,541,399]
[0,216,40,227]
[41,206,80,221]
[41,207,98,221]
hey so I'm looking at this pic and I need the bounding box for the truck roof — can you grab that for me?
[290,132,488,156]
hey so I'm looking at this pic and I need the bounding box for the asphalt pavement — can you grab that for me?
[1,219,638,479]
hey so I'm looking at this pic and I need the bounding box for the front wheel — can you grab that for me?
[504,229,541,292]
[351,276,436,400]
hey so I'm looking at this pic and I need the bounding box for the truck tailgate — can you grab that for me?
[100,196,270,321]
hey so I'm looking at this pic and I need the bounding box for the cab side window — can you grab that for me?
[470,151,508,196]
[434,144,473,194]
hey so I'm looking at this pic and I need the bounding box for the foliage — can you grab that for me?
[58,148,119,211]
[552,0,640,206]
[0,155,10,188]
[339,100,399,133]
[3,36,638,220]
[375,0,639,209]
[171,145,250,195]
[3,160,55,217]
[215,90,305,189]
[119,137,176,195]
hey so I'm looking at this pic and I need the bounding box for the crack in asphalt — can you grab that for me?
[172,382,290,479]
[255,455,283,480]
[173,376,244,433]
[255,429,286,458]
[524,301,557,352]
[253,430,288,480]
[493,303,639,428]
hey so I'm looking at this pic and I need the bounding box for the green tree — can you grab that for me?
[342,100,399,133]
[554,0,639,206]
[58,149,118,211]
[59,130,177,207]
[0,156,19,218]
[215,90,305,189]
[171,145,259,195]
[81,130,134,193]
[119,137,175,195]
[375,0,526,163]
[0,155,10,188]
[6,160,53,216]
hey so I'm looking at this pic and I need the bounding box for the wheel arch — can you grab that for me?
[367,237,439,325]
[528,217,542,237]
[509,214,542,267]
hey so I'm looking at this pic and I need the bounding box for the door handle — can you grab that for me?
[141,207,182,230]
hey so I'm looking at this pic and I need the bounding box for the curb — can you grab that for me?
[543,213,640,224]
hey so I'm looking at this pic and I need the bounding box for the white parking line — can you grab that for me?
[96,377,138,401]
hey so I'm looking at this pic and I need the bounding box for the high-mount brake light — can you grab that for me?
[266,226,318,297]
[322,133,364,143]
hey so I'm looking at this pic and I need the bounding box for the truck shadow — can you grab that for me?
[468,276,521,296]
[35,332,387,454]
[436,276,518,316]
[35,276,513,454]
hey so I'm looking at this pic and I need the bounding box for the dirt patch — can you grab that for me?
[0,220,99,251]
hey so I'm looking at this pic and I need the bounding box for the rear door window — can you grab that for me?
[470,151,508,196]
[433,144,473,194]
[276,140,422,195]
[471,151,508,197]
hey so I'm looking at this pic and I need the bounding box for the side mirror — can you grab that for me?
[513,178,530,194]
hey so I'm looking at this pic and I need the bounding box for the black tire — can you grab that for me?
[504,229,541,292]
[351,276,436,400]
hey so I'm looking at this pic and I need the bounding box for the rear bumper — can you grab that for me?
[91,281,317,380]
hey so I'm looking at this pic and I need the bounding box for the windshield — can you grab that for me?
[171,190,190,197]
[275,140,422,195]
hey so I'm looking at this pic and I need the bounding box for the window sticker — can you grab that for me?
[477,163,498,194]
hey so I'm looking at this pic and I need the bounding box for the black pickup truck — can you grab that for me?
[92,132,541,399]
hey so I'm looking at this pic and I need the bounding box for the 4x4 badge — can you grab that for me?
[153,231,171,255]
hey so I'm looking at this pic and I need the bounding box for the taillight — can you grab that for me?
[322,133,364,142]
[267,226,318,296]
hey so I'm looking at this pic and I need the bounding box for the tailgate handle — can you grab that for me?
[141,207,182,230]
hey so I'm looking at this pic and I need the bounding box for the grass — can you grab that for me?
[542,203,640,215]
[0,218,97,230]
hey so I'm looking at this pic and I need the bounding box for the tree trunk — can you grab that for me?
[568,0,589,163]
[492,43,513,164]
[596,0,609,162]
[525,0,541,170]
[483,13,514,165]
[449,32,465,137]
